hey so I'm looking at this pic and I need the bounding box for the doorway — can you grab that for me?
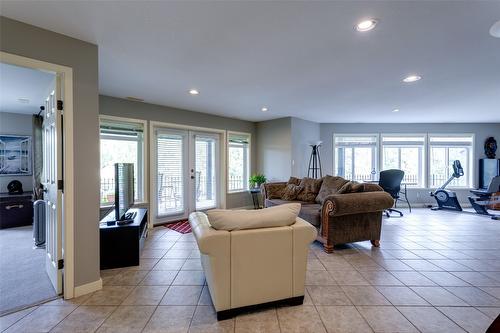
[0,52,74,314]
[152,125,224,223]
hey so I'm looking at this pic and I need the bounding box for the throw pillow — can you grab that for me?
[338,181,365,194]
[266,183,286,199]
[207,203,301,231]
[287,177,301,186]
[315,175,350,203]
[281,184,304,200]
[297,177,323,202]
[363,183,383,192]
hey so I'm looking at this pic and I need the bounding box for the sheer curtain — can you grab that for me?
[32,114,43,200]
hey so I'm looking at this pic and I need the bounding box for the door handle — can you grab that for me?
[5,204,24,210]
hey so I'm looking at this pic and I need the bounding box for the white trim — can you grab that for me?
[74,278,102,297]
[149,121,227,226]
[227,130,251,194]
[0,51,75,299]
[98,115,149,206]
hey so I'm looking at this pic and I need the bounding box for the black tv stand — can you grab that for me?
[99,208,148,269]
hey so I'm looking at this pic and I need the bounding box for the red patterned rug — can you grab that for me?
[165,220,192,234]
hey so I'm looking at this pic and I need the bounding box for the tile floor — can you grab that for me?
[1,208,500,332]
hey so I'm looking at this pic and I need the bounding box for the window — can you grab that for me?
[227,132,250,192]
[334,135,378,182]
[381,134,425,187]
[100,119,145,206]
[429,134,473,188]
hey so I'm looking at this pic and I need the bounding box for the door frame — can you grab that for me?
[0,51,75,299]
[149,121,226,225]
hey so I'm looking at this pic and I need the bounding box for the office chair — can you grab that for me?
[379,169,405,217]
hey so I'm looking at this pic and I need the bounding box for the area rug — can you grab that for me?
[165,220,192,234]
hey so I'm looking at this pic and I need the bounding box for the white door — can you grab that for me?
[42,74,63,294]
[154,128,220,223]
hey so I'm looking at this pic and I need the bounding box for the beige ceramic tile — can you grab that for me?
[50,305,116,333]
[316,306,372,333]
[161,286,203,305]
[340,286,391,306]
[306,286,351,305]
[84,286,134,305]
[140,270,178,286]
[358,306,418,332]
[143,305,196,333]
[437,306,493,333]
[397,306,466,333]
[375,286,429,306]
[4,305,73,333]
[277,305,327,333]
[188,305,234,333]
[235,308,280,333]
[96,305,155,333]
[122,286,169,305]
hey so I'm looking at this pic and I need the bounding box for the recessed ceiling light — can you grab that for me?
[189,89,200,95]
[490,20,500,38]
[402,75,422,83]
[126,96,144,102]
[392,108,400,113]
[355,19,378,32]
[17,98,30,104]
[261,107,268,112]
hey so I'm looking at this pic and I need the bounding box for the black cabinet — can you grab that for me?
[0,192,33,229]
[479,159,500,189]
[99,208,148,270]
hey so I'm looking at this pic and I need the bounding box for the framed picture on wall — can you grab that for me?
[0,135,32,176]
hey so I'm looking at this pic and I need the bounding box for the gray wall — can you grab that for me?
[99,95,257,208]
[320,122,500,205]
[256,117,292,182]
[1,17,100,287]
[291,117,321,178]
[0,112,33,191]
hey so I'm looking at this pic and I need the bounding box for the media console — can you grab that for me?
[99,207,148,269]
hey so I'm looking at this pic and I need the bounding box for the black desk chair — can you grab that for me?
[379,169,405,217]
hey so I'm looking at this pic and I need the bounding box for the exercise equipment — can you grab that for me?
[468,176,500,220]
[430,160,464,211]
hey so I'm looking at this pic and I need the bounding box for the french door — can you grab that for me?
[154,127,221,222]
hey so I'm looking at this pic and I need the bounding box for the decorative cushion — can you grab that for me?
[207,203,301,231]
[338,181,365,194]
[296,177,323,202]
[315,175,350,203]
[281,184,304,200]
[287,177,302,186]
[363,183,384,192]
[266,183,286,199]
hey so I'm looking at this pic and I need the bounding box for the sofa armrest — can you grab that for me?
[261,182,287,199]
[188,212,230,256]
[322,191,394,217]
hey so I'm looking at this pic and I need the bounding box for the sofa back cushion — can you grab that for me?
[281,184,304,200]
[265,183,287,199]
[207,203,301,231]
[315,175,349,203]
[296,177,323,202]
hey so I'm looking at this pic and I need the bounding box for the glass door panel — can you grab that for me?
[156,130,187,218]
[193,134,219,210]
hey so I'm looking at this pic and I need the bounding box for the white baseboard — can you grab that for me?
[74,278,102,297]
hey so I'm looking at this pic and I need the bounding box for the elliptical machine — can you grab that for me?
[430,160,464,211]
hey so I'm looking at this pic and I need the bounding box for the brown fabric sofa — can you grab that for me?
[261,176,394,253]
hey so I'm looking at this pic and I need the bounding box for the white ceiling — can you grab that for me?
[0,62,55,115]
[1,1,500,123]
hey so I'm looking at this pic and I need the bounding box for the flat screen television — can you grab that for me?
[114,163,134,221]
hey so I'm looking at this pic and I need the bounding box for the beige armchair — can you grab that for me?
[188,211,317,320]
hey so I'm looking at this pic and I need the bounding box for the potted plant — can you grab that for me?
[249,174,267,189]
